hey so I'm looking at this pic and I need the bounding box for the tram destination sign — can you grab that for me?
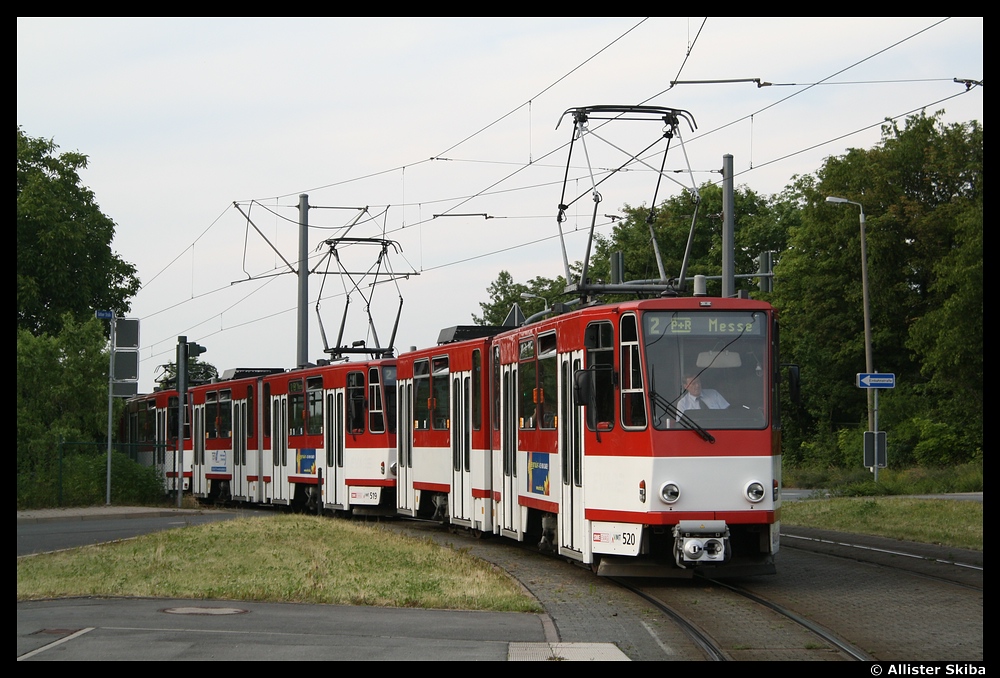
[856,373,896,389]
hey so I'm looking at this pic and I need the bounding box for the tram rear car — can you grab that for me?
[123,389,191,492]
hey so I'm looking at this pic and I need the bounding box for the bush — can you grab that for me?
[17,445,165,509]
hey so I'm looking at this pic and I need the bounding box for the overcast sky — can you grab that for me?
[17,17,983,391]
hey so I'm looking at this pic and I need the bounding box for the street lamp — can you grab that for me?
[520,292,551,325]
[826,196,875,434]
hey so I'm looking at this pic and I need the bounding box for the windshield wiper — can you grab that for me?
[650,389,715,444]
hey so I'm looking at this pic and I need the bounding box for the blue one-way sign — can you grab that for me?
[856,373,896,389]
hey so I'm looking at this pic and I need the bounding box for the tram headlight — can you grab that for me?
[745,481,765,503]
[660,482,680,504]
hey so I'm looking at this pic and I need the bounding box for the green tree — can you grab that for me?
[473,270,566,326]
[590,182,788,297]
[17,316,110,506]
[17,127,140,336]
[773,112,983,465]
[154,356,220,390]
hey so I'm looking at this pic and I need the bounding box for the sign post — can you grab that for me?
[856,373,895,481]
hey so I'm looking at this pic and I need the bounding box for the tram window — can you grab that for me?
[492,346,501,431]
[263,383,271,437]
[347,371,365,434]
[218,390,232,438]
[584,321,615,430]
[307,377,323,435]
[621,315,647,429]
[382,365,397,435]
[288,379,305,436]
[472,350,482,431]
[368,367,384,433]
[413,359,430,430]
[432,356,450,430]
[538,333,557,429]
[247,385,254,438]
[206,391,218,439]
[167,397,179,442]
[519,339,536,429]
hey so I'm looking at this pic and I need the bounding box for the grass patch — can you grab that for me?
[783,462,983,495]
[17,515,542,612]
[781,497,982,551]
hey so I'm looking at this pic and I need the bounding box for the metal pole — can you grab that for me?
[297,194,309,368]
[106,314,116,505]
[177,336,187,508]
[826,197,876,462]
[722,155,735,298]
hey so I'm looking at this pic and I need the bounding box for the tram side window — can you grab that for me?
[472,350,482,430]
[369,367,384,433]
[219,390,233,438]
[413,359,430,430]
[382,365,397,435]
[519,339,536,429]
[538,333,557,429]
[288,380,305,436]
[167,397,180,442]
[307,377,323,435]
[620,315,647,428]
[492,346,501,432]
[432,356,450,430]
[584,321,615,430]
[347,371,365,434]
[247,385,254,437]
[142,401,156,443]
[263,383,271,437]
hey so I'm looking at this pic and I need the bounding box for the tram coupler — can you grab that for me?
[673,520,730,567]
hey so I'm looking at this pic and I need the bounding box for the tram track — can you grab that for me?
[613,576,864,661]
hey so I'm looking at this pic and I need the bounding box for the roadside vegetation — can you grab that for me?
[17,515,542,612]
[781,496,982,551]
[783,462,983,497]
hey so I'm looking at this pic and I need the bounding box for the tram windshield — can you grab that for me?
[643,310,769,431]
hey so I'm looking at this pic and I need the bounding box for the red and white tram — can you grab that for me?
[396,296,780,576]
[261,360,397,514]
[123,388,191,493]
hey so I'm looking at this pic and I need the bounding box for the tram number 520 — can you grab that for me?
[592,522,642,556]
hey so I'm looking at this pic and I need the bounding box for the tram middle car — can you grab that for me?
[397,296,780,577]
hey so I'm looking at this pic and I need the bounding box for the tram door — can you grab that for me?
[247,383,265,503]
[499,362,521,539]
[271,394,289,504]
[559,352,586,556]
[155,404,170,490]
[450,373,473,524]
[396,379,415,516]
[232,398,247,501]
[323,390,346,509]
[191,403,206,496]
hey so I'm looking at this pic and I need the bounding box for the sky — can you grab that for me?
[17,17,983,392]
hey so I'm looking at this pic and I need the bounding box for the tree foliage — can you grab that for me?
[473,270,566,326]
[17,127,140,336]
[773,112,982,465]
[154,356,220,390]
[17,316,112,505]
